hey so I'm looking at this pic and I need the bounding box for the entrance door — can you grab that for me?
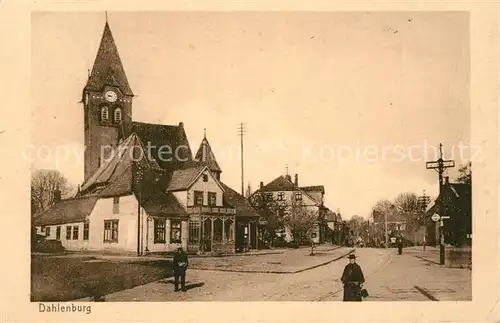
[203,218,212,252]
[187,220,200,253]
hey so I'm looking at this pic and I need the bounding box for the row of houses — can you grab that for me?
[32,20,341,255]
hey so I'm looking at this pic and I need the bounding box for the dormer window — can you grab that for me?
[101,106,109,121]
[114,107,122,122]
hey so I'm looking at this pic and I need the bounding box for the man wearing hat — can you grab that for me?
[340,254,365,301]
[172,247,189,292]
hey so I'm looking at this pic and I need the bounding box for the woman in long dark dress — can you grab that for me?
[341,254,365,301]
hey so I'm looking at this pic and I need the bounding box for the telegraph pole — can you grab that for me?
[237,123,247,195]
[418,190,431,251]
[426,143,455,265]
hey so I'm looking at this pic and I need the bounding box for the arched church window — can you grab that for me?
[114,107,122,122]
[101,106,109,121]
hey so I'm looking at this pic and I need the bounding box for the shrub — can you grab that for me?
[35,239,65,253]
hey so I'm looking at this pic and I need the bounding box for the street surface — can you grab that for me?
[101,247,471,301]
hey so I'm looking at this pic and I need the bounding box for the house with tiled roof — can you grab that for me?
[33,20,259,255]
[425,176,472,247]
[249,173,329,244]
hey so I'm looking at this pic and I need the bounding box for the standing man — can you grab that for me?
[341,254,365,301]
[173,247,189,292]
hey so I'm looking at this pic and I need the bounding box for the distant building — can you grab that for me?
[249,173,329,244]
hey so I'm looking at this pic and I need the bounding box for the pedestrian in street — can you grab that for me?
[173,247,189,292]
[341,254,365,301]
[397,236,403,255]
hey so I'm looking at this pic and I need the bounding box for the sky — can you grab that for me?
[31,11,471,219]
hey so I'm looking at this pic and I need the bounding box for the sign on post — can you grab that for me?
[431,213,440,222]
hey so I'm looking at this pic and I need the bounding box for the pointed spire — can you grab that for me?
[85,20,134,95]
[105,11,108,23]
[204,128,206,139]
[194,134,222,174]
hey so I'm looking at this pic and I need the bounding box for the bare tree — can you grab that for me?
[250,194,288,247]
[456,161,472,185]
[285,200,318,245]
[393,192,421,244]
[31,169,74,217]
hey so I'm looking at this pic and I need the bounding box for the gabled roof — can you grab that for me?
[166,165,206,191]
[79,133,163,198]
[252,175,322,206]
[33,196,98,226]
[194,135,222,173]
[141,190,188,217]
[258,175,297,192]
[300,185,325,194]
[85,22,133,96]
[131,121,193,171]
[220,182,259,218]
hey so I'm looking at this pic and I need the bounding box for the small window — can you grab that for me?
[194,191,203,206]
[113,197,119,214]
[104,220,119,242]
[101,106,109,121]
[170,220,182,244]
[83,222,89,240]
[114,107,122,122]
[154,219,166,243]
[56,226,61,240]
[295,192,302,201]
[208,192,217,206]
[45,226,51,237]
[266,193,273,201]
[277,192,285,201]
[202,174,208,182]
[73,225,79,240]
[66,226,72,240]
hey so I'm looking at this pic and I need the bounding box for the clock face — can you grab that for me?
[105,90,118,102]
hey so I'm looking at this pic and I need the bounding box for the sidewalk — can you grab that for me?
[404,246,472,269]
[364,249,472,301]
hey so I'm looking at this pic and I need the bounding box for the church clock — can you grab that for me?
[105,90,118,103]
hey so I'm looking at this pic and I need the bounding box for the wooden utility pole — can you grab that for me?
[426,143,455,265]
[237,123,247,195]
[418,190,431,251]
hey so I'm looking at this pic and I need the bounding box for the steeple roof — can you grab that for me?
[194,133,222,173]
[85,22,133,96]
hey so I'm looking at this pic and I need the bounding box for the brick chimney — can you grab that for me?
[54,189,62,203]
[294,173,298,186]
[260,181,264,189]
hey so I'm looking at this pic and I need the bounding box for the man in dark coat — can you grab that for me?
[172,247,189,292]
[341,254,365,301]
[397,236,403,255]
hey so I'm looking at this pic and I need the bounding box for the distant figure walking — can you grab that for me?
[173,247,189,292]
[341,254,365,301]
[397,237,403,255]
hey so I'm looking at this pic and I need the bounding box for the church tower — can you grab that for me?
[82,20,134,182]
